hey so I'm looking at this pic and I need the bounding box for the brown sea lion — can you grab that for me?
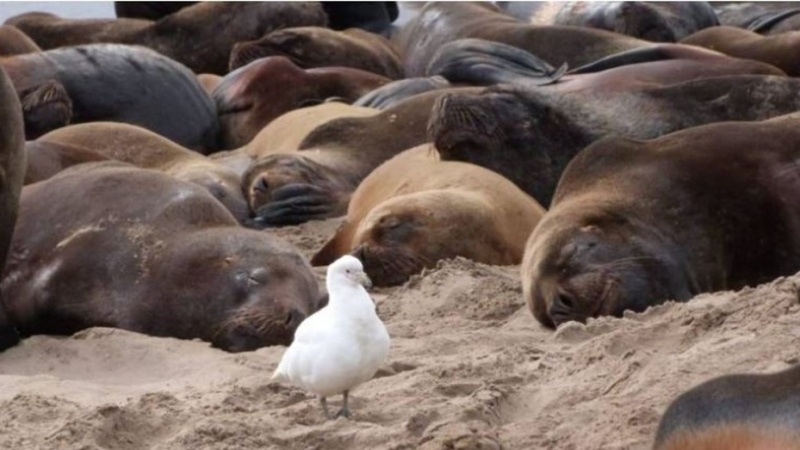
[24,140,108,185]
[1,44,219,152]
[214,55,391,149]
[1,163,323,352]
[211,102,379,177]
[521,113,800,328]
[230,26,403,79]
[5,3,329,75]
[537,2,719,43]
[0,66,26,351]
[393,2,652,77]
[311,146,545,286]
[654,365,800,450]
[682,26,800,76]
[38,122,250,222]
[429,68,792,208]
[197,73,222,96]
[0,25,40,56]
[241,87,479,227]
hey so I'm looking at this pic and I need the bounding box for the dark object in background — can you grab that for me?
[114,1,399,36]
[322,2,398,34]
[115,2,198,20]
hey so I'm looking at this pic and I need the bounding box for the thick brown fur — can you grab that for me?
[1,164,322,352]
[522,113,800,327]
[311,146,545,286]
[24,140,108,185]
[210,102,378,178]
[0,66,26,350]
[393,2,651,76]
[230,26,403,79]
[0,25,41,56]
[682,26,800,76]
[38,122,250,222]
[214,55,390,149]
[5,3,328,74]
[654,364,800,450]
[241,87,479,227]
[657,425,800,450]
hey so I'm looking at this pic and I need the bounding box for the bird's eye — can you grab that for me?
[346,269,351,274]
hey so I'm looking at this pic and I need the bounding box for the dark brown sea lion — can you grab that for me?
[682,26,800,76]
[311,146,545,286]
[429,70,792,208]
[38,122,250,222]
[24,140,108,185]
[393,1,651,77]
[521,113,800,328]
[0,66,26,351]
[5,2,328,75]
[1,163,323,352]
[0,25,40,56]
[322,1,399,35]
[230,26,403,79]
[1,44,219,152]
[211,102,378,177]
[243,88,477,227]
[214,55,391,149]
[537,1,719,42]
[654,365,800,450]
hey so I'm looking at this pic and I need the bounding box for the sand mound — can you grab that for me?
[2,218,799,449]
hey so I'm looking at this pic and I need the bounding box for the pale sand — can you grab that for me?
[1,216,798,449]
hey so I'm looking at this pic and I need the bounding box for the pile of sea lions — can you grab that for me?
[1,1,799,446]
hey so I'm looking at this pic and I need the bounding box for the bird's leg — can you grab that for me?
[320,396,334,420]
[336,390,351,418]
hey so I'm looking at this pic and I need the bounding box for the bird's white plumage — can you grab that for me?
[272,255,390,398]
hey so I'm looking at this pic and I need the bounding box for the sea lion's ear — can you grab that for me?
[20,80,72,139]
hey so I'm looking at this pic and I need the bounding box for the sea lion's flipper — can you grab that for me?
[426,38,567,87]
[570,46,689,74]
[20,80,72,139]
[246,183,339,227]
[355,76,451,109]
[746,8,800,34]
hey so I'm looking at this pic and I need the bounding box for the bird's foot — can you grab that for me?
[335,407,351,419]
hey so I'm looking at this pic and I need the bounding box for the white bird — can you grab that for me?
[272,255,391,419]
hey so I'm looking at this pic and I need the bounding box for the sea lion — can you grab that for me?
[24,140,108,185]
[393,2,651,77]
[654,365,800,450]
[5,2,329,75]
[536,2,719,42]
[243,87,478,227]
[430,70,793,208]
[1,44,219,152]
[354,76,451,110]
[0,25,40,56]
[311,146,545,286]
[214,55,391,149]
[38,122,250,222]
[521,113,800,328]
[0,66,26,351]
[1,163,323,352]
[211,102,379,177]
[682,26,800,76]
[197,73,222,96]
[230,26,403,79]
